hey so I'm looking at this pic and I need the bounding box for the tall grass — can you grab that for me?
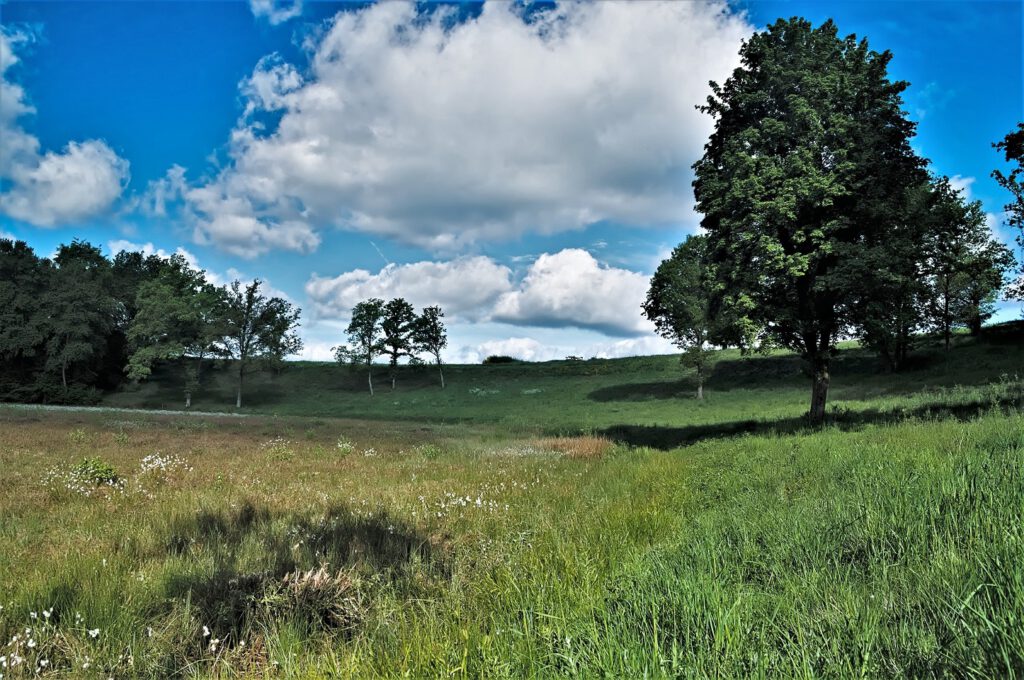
[1,402,1022,677]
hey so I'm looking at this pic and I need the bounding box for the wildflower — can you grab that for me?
[209,638,220,652]
[202,626,210,638]
[88,628,100,638]
[43,608,52,620]
[26,640,35,649]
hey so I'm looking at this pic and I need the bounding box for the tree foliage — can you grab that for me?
[643,235,738,399]
[413,305,448,389]
[344,298,386,396]
[220,279,303,408]
[993,122,1024,300]
[381,297,417,390]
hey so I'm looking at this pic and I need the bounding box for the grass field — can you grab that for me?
[1,325,1023,677]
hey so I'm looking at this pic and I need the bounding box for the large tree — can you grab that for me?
[643,235,739,399]
[381,297,417,390]
[693,18,927,423]
[412,305,448,389]
[344,298,386,396]
[220,279,302,408]
[44,241,118,396]
[0,240,51,399]
[993,123,1024,301]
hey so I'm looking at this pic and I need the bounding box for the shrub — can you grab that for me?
[72,457,121,486]
[483,355,520,364]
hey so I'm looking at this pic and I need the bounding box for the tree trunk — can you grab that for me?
[368,365,374,396]
[808,359,830,424]
[185,391,192,409]
[236,365,243,409]
[969,312,982,336]
[391,374,396,390]
[438,362,445,390]
[695,364,704,400]
[61,359,68,390]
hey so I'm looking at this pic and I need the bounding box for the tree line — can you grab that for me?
[333,298,448,395]
[0,240,302,407]
[644,18,1021,424]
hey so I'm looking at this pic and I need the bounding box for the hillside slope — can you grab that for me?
[102,323,1024,439]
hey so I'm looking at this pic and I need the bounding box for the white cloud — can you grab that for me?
[449,333,675,364]
[248,0,302,25]
[136,165,187,217]
[0,29,129,227]
[185,0,751,255]
[306,247,654,335]
[949,174,975,198]
[305,256,513,320]
[493,249,652,336]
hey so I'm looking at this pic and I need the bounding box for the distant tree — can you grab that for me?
[845,182,930,371]
[126,255,224,407]
[412,305,448,388]
[693,18,927,423]
[381,297,417,390]
[346,298,386,395]
[921,177,1014,348]
[44,241,118,395]
[643,235,738,399]
[219,279,302,408]
[993,123,1024,301]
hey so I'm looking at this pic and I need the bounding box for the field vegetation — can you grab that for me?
[2,326,1023,677]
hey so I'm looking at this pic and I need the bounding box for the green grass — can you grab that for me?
[1,324,1022,677]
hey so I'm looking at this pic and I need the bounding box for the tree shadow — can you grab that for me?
[160,501,446,641]
[593,387,1024,450]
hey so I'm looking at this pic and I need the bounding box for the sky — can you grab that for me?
[0,0,1021,362]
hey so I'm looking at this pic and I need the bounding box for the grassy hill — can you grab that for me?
[106,322,1024,440]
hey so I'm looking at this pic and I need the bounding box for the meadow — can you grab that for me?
[1,326,1022,678]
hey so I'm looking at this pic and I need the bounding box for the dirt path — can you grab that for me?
[0,403,249,418]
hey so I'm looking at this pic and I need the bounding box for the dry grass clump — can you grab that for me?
[274,565,364,632]
[534,435,613,459]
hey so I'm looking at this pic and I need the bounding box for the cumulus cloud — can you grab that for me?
[306,248,653,335]
[450,333,675,364]
[493,249,652,336]
[306,256,513,320]
[135,165,187,218]
[0,29,129,227]
[185,0,751,255]
[248,0,302,25]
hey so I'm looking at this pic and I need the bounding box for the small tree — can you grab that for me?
[921,177,1013,348]
[126,255,225,407]
[381,297,416,390]
[643,235,734,400]
[219,279,302,408]
[413,305,448,389]
[346,298,386,395]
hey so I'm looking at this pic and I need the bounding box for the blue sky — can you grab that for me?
[1,0,1021,361]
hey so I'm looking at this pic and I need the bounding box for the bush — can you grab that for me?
[483,355,520,364]
[73,457,121,486]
